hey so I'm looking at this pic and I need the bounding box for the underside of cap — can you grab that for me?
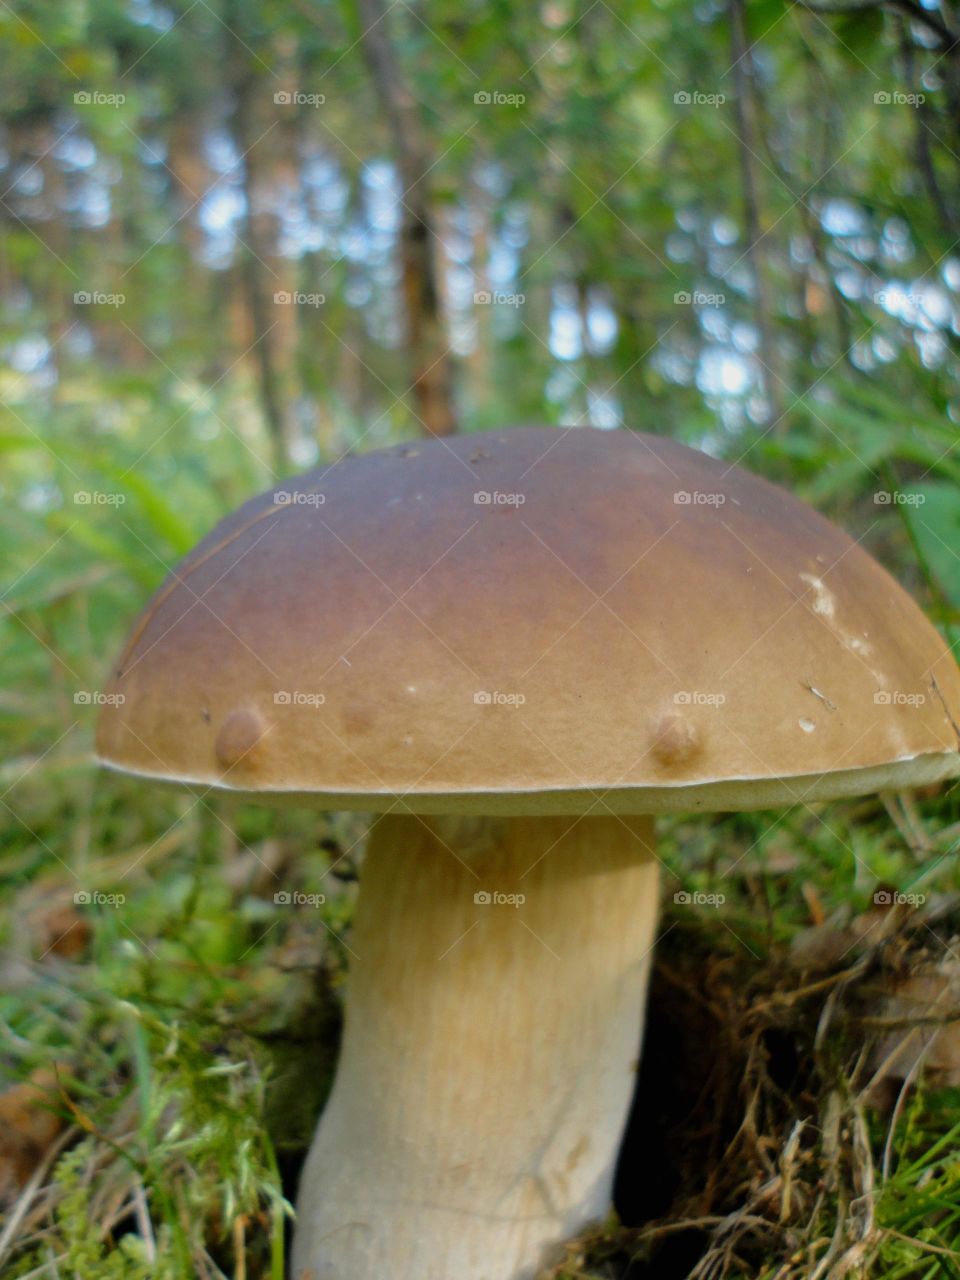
[96,427,960,813]
[98,753,960,816]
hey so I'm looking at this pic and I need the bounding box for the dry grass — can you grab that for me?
[544,893,960,1280]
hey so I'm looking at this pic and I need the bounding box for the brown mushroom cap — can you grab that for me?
[96,427,960,814]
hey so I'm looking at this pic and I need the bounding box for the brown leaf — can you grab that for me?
[0,1068,66,1201]
[28,901,92,960]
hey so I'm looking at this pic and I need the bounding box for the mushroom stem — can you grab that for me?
[293,813,660,1280]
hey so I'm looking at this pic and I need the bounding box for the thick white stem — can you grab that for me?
[292,813,660,1280]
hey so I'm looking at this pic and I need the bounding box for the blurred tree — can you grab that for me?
[0,0,956,590]
[354,0,458,436]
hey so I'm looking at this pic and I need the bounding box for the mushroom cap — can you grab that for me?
[96,427,960,814]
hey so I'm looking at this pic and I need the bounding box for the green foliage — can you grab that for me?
[873,1100,960,1279]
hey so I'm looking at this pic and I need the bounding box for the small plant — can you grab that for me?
[9,1139,175,1279]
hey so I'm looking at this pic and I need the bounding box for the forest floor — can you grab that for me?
[2,777,960,1280]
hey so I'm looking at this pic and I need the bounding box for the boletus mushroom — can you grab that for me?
[96,427,960,1280]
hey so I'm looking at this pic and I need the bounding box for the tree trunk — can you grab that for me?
[354,0,458,436]
[730,0,784,427]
